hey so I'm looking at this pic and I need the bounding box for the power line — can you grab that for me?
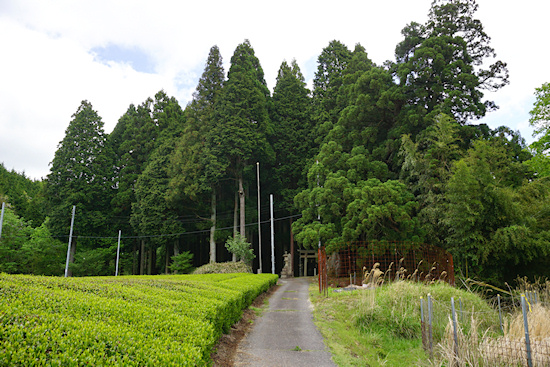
[0,214,302,240]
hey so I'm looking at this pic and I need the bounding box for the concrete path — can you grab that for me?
[234,277,336,367]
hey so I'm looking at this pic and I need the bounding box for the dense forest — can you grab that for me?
[2,0,550,286]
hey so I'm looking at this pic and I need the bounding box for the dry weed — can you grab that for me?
[434,304,550,366]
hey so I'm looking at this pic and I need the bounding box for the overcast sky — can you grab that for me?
[1,0,549,180]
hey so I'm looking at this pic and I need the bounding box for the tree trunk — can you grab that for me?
[209,186,216,263]
[239,174,246,239]
[140,240,146,275]
[173,239,180,274]
[147,246,155,275]
[165,242,170,274]
[133,240,138,275]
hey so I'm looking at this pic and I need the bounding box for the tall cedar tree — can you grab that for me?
[110,91,177,274]
[210,40,273,241]
[312,40,352,143]
[46,101,111,275]
[131,91,185,275]
[270,60,314,211]
[169,45,225,263]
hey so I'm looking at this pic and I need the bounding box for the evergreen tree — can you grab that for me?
[46,101,111,275]
[132,143,183,274]
[210,40,273,241]
[169,45,226,263]
[109,91,182,273]
[393,0,509,124]
[311,41,352,143]
[399,113,464,247]
[270,59,314,211]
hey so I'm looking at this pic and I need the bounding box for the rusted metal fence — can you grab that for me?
[318,241,454,293]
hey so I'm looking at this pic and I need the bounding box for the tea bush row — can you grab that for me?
[0,272,278,366]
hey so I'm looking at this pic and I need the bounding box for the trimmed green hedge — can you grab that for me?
[0,272,278,366]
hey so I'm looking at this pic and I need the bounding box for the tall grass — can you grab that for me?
[433,281,550,367]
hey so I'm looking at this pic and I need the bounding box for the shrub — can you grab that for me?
[170,251,194,273]
[193,261,251,274]
[224,234,255,266]
[0,273,278,365]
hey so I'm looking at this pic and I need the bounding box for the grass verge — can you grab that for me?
[309,280,498,366]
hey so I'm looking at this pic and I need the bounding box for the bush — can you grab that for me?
[193,261,251,274]
[224,234,255,266]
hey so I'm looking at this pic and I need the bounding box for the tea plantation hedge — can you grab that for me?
[0,272,278,366]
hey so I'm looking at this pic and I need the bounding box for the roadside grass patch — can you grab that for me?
[310,280,498,366]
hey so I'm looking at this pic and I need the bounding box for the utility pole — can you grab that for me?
[0,202,5,240]
[64,205,76,277]
[257,162,263,273]
[270,194,275,274]
[115,230,122,276]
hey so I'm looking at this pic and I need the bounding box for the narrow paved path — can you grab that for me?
[234,277,336,367]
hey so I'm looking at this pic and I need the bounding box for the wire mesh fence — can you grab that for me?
[422,293,550,366]
[318,241,455,292]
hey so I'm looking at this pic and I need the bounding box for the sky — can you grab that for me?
[1,0,549,180]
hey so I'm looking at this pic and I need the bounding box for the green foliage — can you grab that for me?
[46,100,112,241]
[294,141,421,250]
[393,0,509,123]
[525,82,550,176]
[270,59,315,210]
[21,218,65,276]
[210,39,273,173]
[444,138,548,284]
[169,45,226,200]
[170,251,194,274]
[0,207,64,275]
[0,273,278,366]
[0,206,32,273]
[0,164,45,226]
[3,10,548,288]
[313,40,353,134]
[224,234,255,266]
[400,113,464,247]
